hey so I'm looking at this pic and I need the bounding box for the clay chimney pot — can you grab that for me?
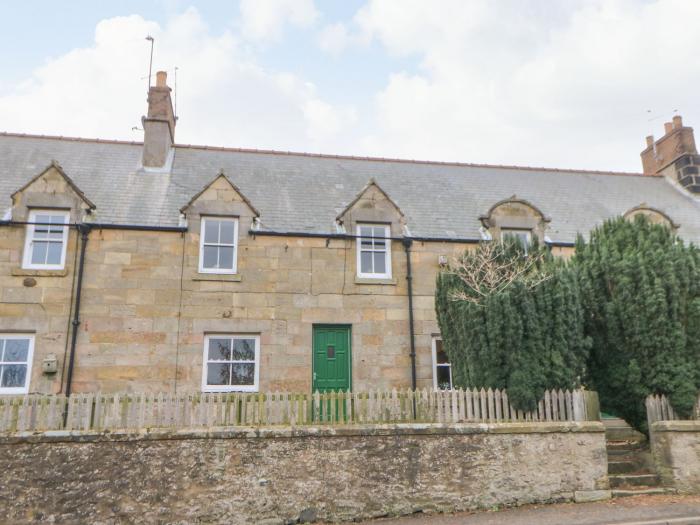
[664,122,673,135]
[673,115,683,129]
[645,135,654,147]
[156,71,167,88]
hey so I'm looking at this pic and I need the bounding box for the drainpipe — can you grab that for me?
[63,224,90,426]
[402,239,417,391]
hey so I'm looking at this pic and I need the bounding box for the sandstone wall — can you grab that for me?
[651,421,700,493]
[0,165,576,395]
[0,422,608,524]
[0,223,485,394]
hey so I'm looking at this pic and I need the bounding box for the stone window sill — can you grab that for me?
[12,268,69,277]
[354,276,397,285]
[193,273,242,282]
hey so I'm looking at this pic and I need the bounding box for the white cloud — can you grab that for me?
[239,0,318,42]
[330,0,700,171]
[317,22,351,55]
[317,21,369,55]
[0,8,353,153]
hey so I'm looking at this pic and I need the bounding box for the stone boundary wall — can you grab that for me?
[0,422,609,524]
[651,421,700,493]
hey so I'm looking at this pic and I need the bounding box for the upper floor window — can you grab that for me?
[202,334,260,392]
[357,224,392,279]
[432,337,453,390]
[501,228,532,251]
[0,334,34,394]
[199,217,238,274]
[22,210,70,270]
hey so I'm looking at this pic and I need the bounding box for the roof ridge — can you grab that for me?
[0,130,650,177]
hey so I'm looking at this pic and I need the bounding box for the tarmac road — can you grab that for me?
[356,495,700,525]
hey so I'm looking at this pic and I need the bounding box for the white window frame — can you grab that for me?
[22,209,70,270]
[356,223,392,279]
[432,336,453,391]
[501,228,532,251]
[0,334,35,395]
[198,217,239,274]
[201,334,260,393]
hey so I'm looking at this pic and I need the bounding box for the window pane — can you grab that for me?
[231,363,255,385]
[33,226,49,239]
[204,220,219,243]
[47,226,64,240]
[2,365,27,387]
[436,348,450,364]
[46,242,63,264]
[374,237,386,249]
[3,339,29,362]
[232,339,255,360]
[208,338,231,360]
[34,215,51,236]
[373,251,386,274]
[202,246,218,269]
[359,226,373,238]
[218,246,234,270]
[206,363,231,386]
[373,227,386,238]
[31,242,48,265]
[436,365,452,390]
[220,221,235,244]
[360,251,373,273]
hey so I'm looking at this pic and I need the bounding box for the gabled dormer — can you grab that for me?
[11,161,95,222]
[10,161,94,272]
[337,179,406,283]
[181,171,259,280]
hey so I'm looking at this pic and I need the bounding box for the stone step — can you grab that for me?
[603,418,647,442]
[606,439,644,452]
[608,448,643,461]
[611,487,676,498]
[609,473,660,488]
[608,459,642,474]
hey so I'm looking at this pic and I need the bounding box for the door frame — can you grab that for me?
[311,324,352,393]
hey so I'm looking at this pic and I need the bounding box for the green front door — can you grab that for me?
[312,325,351,392]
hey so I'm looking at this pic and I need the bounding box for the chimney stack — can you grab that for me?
[641,115,700,193]
[142,70,176,169]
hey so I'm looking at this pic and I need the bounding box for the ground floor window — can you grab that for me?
[0,334,34,394]
[432,337,453,390]
[202,334,260,392]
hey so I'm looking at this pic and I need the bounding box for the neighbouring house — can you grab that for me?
[1,72,700,396]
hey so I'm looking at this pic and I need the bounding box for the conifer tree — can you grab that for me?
[435,239,590,411]
[573,216,700,430]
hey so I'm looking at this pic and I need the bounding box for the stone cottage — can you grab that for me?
[1,71,700,396]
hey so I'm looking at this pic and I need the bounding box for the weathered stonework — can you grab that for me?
[651,421,700,493]
[0,422,608,524]
[0,158,576,395]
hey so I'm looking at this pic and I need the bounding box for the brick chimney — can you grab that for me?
[142,71,176,169]
[641,115,700,193]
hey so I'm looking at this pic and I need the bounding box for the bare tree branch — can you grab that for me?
[444,241,552,305]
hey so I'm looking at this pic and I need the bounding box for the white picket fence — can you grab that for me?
[0,388,599,433]
[646,392,700,429]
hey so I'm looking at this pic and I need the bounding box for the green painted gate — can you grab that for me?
[312,325,351,393]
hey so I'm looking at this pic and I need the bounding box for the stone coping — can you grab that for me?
[0,421,604,445]
[652,420,700,432]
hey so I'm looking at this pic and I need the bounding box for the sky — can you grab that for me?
[0,0,699,172]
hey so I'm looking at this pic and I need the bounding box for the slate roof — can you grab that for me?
[2,132,700,244]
